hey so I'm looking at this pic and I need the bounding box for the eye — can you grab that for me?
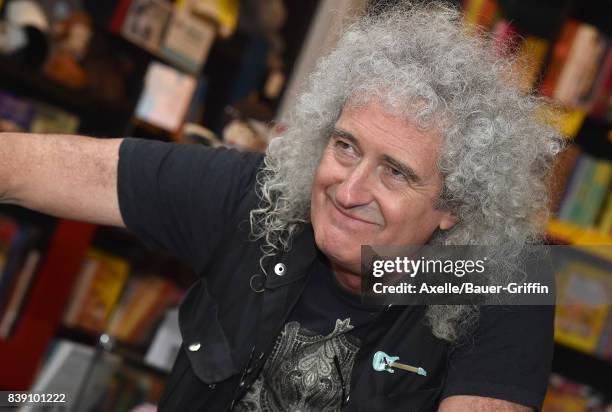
[332,137,357,158]
[385,165,407,181]
[389,166,403,177]
[335,139,352,151]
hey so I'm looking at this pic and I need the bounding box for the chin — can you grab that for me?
[315,229,361,270]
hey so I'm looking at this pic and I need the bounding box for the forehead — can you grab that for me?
[334,99,443,181]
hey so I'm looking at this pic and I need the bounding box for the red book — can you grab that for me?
[589,47,612,118]
[110,0,133,34]
[540,20,580,97]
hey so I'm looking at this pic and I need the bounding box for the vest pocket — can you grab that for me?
[179,278,238,383]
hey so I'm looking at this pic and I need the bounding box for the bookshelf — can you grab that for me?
[460,0,612,409]
[548,219,612,247]
[0,217,96,389]
[0,1,318,405]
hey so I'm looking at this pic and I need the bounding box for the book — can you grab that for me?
[576,160,612,227]
[549,144,582,214]
[554,260,611,354]
[0,91,35,132]
[0,215,20,279]
[554,24,599,106]
[557,155,594,221]
[0,250,41,339]
[540,20,580,98]
[144,307,181,371]
[62,259,100,327]
[589,47,612,120]
[563,155,594,223]
[596,309,612,359]
[135,61,197,133]
[184,76,209,125]
[27,339,120,412]
[160,10,216,73]
[0,93,79,134]
[29,101,80,134]
[127,278,179,343]
[88,366,165,411]
[511,36,549,93]
[576,35,608,106]
[557,108,586,139]
[463,0,486,29]
[63,248,130,334]
[185,0,239,38]
[107,275,181,345]
[121,0,173,53]
[597,192,612,236]
[110,0,135,34]
[0,224,40,321]
[542,374,606,412]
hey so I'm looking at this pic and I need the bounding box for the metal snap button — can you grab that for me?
[188,343,201,352]
[274,263,286,276]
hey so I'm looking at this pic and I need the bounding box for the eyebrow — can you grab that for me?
[331,127,423,184]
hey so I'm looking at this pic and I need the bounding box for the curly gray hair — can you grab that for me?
[249,2,564,342]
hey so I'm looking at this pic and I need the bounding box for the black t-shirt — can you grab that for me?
[117,137,554,410]
[288,250,389,339]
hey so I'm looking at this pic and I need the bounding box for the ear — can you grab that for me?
[439,212,458,231]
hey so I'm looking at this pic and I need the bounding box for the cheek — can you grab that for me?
[379,199,442,242]
[315,152,338,182]
[311,171,330,227]
[311,154,339,202]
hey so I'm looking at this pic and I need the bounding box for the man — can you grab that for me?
[0,2,562,411]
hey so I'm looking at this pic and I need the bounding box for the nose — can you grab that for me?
[334,162,375,208]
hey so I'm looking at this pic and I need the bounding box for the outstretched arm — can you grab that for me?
[0,133,125,227]
[438,395,533,411]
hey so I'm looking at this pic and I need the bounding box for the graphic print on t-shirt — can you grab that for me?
[235,318,360,411]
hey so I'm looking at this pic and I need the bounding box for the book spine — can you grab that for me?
[597,192,612,235]
[0,226,38,318]
[578,161,612,226]
[540,20,579,97]
[558,156,589,220]
[110,0,134,34]
[566,158,597,224]
[0,250,41,338]
[554,24,598,106]
[588,47,612,118]
[62,259,99,326]
[72,249,130,333]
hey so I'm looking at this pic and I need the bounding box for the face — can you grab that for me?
[310,98,457,281]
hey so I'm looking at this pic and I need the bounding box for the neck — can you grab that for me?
[330,262,362,295]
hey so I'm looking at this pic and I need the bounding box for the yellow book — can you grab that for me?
[108,276,168,343]
[185,0,239,38]
[559,108,586,139]
[72,248,130,334]
[597,192,612,235]
[512,36,549,93]
[464,0,485,27]
[554,261,611,353]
